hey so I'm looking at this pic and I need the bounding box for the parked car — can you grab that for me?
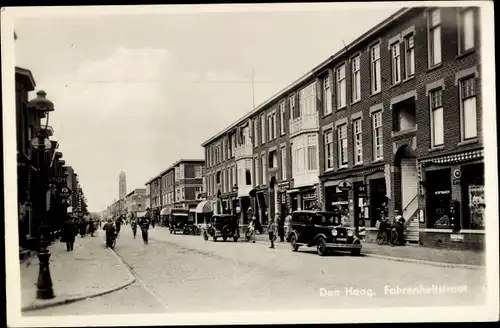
[169,208,190,234]
[288,210,362,256]
[203,214,240,242]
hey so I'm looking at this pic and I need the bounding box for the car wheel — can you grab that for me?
[203,231,208,241]
[317,237,327,256]
[290,234,299,252]
[351,248,361,256]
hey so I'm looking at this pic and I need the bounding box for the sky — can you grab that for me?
[14,4,402,212]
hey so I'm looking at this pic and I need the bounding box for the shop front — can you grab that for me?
[419,149,484,250]
[287,184,318,212]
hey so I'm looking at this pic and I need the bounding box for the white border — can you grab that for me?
[3,1,499,326]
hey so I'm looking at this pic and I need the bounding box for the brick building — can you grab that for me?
[159,166,175,216]
[125,188,147,213]
[313,7,482,250]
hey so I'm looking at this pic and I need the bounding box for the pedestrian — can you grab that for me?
[276,211,284,242]
[151,216,156,229]
[115,215,123,236]
[61,214,77,251]
[139,212,151,244]
[247,211,256,243]
[267,216,277,248]
[284,211,292,242]
[103,219,116,248]
[131,212,138,239]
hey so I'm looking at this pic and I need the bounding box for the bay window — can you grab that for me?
[299,83,316,116]
[307,134,317,171]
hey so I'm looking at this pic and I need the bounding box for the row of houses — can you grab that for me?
[103,188,148,218]
[200,7,484,250]
[16,66,87,251]
[144,159,205,219]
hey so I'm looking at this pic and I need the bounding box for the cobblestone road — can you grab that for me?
[28,226,487,316]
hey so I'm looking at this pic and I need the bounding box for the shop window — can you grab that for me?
[461,163,485,230]
[425,168,451,229]
[369,178,387,227]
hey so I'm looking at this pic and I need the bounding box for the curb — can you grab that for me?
[253,240,484,270]
[21,248,137,312]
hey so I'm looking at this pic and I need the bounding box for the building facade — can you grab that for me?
[200,7,483,250]
[313,6,482,249]
[125,188,147,213]
[159,167,175,215]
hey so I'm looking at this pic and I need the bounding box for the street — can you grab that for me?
[25,226,487,316]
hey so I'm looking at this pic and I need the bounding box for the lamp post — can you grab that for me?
[28,90,55,300]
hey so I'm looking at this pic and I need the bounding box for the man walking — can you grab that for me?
[139,213,151,244]
[267,216,277,249]
[276,211,284,242]
[62,214,77,251]
[103,219,116,248]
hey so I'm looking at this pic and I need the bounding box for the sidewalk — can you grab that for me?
[251,234,485,268]
[20,233,135,312]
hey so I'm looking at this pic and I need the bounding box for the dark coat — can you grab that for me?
[62,219,77,242]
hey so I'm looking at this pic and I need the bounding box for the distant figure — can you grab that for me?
[139,214,151,244]
[276,211,284,242]
[62,215,77,252]
[267,216,277,249]
[103,219,116,248]
[284,211,292,242]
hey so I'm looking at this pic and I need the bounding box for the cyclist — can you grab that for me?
[391,210,405,245]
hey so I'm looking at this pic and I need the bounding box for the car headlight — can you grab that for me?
[347,230,354,237]
[332,229,338,236]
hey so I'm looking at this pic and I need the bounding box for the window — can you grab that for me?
[216,171,221,184]
[404,34,415,78]
[460,77,477,140]
[370,43,381,93]
[372,111,383,160]
[353,119,363,165]
[281,146,287,180]
[336,65,346,108]
[289,94,296,119]
[221,139,225,161]
[430,89,444,147]
[195,166,202,178]
[268,113,276,140]
[299,83,316,116]
[261,154,267,185]
[428,9,442,66]
[221,169,225,192]
[261,115,266,144]
[459,8,475,52]
[254,157,260,186]
[279,101,286,135]
[323,75,332,115]
[269,150,277,169]
[337,124,348,167]
[307,134,317,171]
[232,166,237,188]
[253,119,259,147]
[391,43,401,84]
[351,56,361,102]
[324,130,334,170]
[231,134,236,157]
[245,168,251,185]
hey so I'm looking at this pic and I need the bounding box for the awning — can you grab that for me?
[189,208,196,213]
[195,200,213,213]
[160,207,169,216]
[420,149,483,165]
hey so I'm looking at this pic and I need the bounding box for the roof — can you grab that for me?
[15,66,36,91]
[200,7,412,147]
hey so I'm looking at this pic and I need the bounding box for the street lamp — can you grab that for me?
[28,90,55,300]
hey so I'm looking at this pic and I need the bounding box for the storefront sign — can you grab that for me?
[332,201,349,206]
[357,184,368,197]
[434,190,450,195]
[453,179,461,185]
[453,169,462,179]
[450,234,464,242]
[337,180,352,192]
[60,187,72,199]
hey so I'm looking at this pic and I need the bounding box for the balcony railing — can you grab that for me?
[289,113,319,137]
[235,143,253,160]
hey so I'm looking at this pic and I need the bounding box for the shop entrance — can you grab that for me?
[369,178,387,227]
[394,145,418,220]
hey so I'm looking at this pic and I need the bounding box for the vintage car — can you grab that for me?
[288,210,362,256]
[169,208,193,234]
[203,214,240,242]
